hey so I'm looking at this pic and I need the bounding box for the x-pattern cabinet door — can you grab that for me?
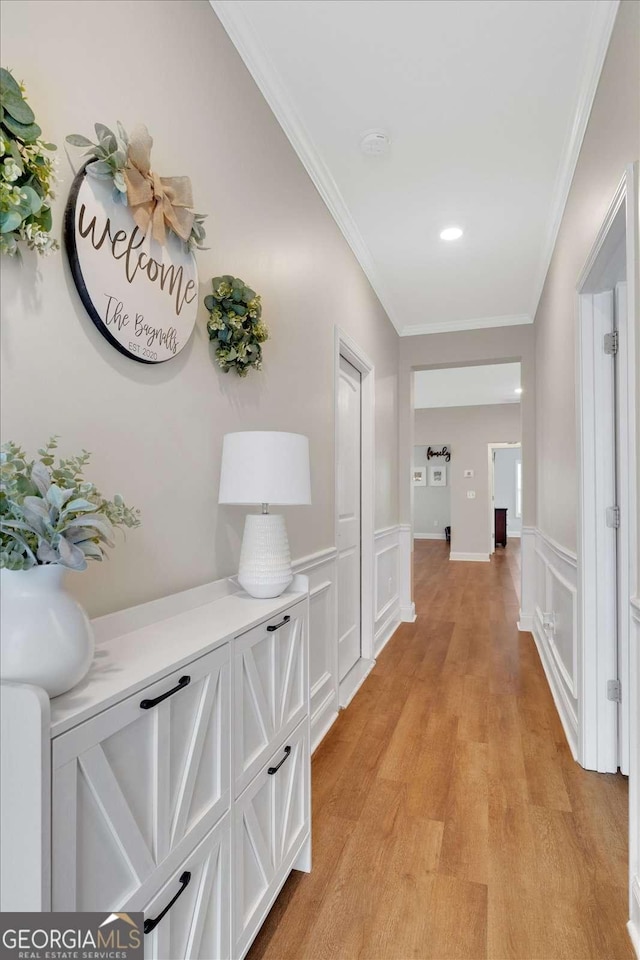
[234,601,307,796]
[134,814,231,960]
[233,720,309,957]
[51,644,230,911]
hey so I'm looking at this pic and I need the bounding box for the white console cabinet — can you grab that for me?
[0,577,311,960]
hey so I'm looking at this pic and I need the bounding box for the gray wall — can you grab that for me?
[0,0,399,617]
[413,445,451,538]
[414,404,521,556]
[534,0,639,555]
[494,446,522,537]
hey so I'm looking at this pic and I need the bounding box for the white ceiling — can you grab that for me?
[414,362,521,408]
[212,0,618,336]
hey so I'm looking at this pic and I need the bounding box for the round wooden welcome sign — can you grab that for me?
[64,167,198,364]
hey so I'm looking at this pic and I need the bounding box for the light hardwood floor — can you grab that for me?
[248,539,632,960]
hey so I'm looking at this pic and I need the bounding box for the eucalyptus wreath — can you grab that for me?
[205,276,269,377]
[0,68,58,257]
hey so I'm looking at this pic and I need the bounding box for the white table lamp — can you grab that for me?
[219,431,311,598]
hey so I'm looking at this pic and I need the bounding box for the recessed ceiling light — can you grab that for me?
[515,388,523,395]
[440,226,463,241]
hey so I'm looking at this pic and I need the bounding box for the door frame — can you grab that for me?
[487,442,521,555]
[576,165,637,775]
[334,327,375,707]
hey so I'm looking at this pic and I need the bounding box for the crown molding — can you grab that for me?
[400,313,532,337]
[212,0,618,340]
[210,0,404,334]
[529,0,620,319]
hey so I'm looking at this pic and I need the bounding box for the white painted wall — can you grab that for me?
[494,446,522,537]
[413,404,521,558]
[412,445,451,538]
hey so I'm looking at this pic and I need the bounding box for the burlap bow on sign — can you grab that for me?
[123,125,194,246]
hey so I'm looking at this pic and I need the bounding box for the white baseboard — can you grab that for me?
[450,552,490,562]
[518,612,534,632]
[339,657,375,709]
[374,614,401,657]
[400,602,416,622]
[414,533,447,540]
[311,703,339,755]
[507,530,522,538]
[531,615,578,760]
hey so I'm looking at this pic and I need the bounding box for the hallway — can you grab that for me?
[248,540,632,960]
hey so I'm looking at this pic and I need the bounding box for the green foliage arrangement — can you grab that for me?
[205,276,269,377]
[0,68,58,257]
[0,438,141,572]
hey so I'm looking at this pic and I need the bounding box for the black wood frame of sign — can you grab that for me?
[64,164,155,364]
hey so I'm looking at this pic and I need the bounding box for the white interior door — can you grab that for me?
[337,355,362,683]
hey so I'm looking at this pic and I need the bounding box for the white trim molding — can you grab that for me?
[210,0,403,334]
[529,0,620,318]
[576,167,637,775]
[630,598,640,958]
[518,525,537,632]
[449,552,490,563]
[398,524,416,622]
[414,532,447,541]
[400,313,532,337]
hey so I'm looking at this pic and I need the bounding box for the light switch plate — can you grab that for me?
[464,469,474,478]
[467,490,476,499]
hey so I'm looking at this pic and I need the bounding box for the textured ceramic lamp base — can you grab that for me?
[237,513,294,599]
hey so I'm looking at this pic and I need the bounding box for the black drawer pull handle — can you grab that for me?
[144,871,191,934]
[140,675,190,710]
[267,615,291,633]
[268,745,291,775]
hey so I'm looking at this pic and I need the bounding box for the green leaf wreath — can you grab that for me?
[0,68,58,257]
[205,276,269,377]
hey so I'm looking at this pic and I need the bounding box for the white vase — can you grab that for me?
[0,565,94,697]
[238,513,294,599]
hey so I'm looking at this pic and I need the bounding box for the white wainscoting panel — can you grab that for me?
[531,529,579,759]
[374,527,401,656]
[292,549,337,753]
[293,527,407,752]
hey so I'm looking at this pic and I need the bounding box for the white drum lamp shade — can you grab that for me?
[219,432,311,598]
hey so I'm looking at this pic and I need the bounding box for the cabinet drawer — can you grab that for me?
[52,644,230,911]
[124,812,231,960]
[233,718,310,957]
[234,599,307,796]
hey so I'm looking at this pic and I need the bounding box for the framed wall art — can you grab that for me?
[413,467,426,486]
[429,465,447,486]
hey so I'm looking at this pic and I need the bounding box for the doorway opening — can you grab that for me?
[488,442,522,553]
[411,362,522,568]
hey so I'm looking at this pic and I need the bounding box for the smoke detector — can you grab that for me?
[360,130,391,156]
